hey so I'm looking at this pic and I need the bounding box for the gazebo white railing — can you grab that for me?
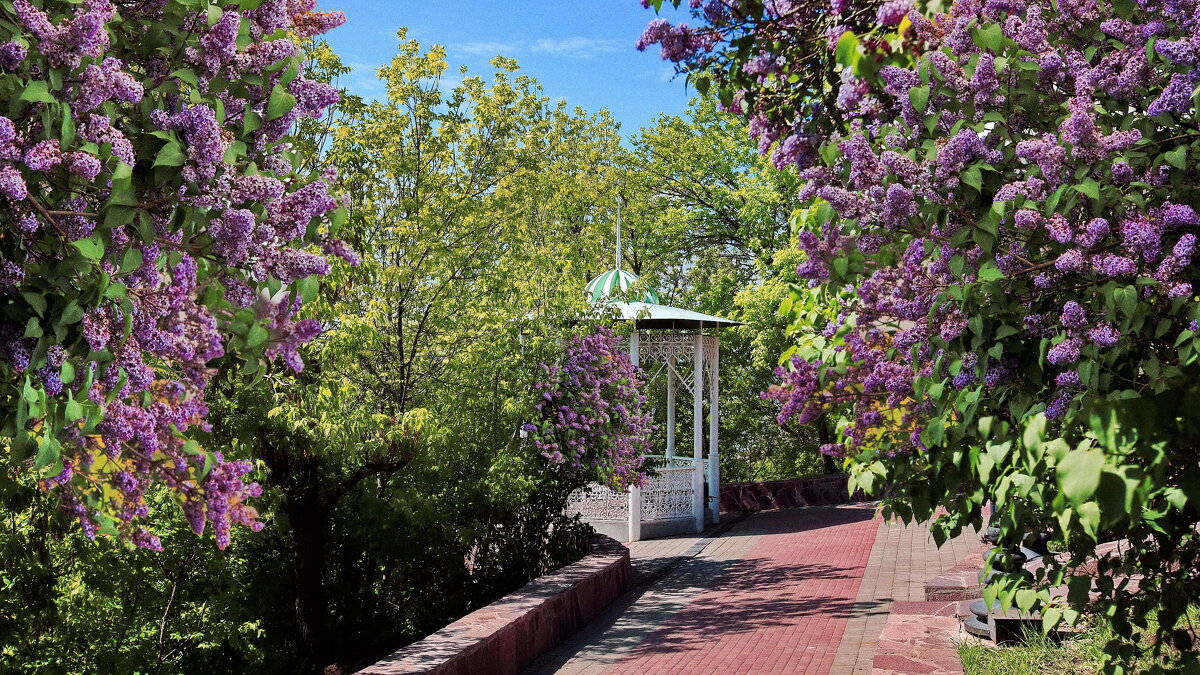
[566,318,734,542]
[566,198,739,541]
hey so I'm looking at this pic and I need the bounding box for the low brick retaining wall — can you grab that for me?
[356,536,631,675]
[720,473,864,512]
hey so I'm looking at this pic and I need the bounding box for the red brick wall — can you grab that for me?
[719,473,865,512]
[356,536,631,675]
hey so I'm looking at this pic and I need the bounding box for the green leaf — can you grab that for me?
[1077,501,1101,540]
[64,398,83,422]
[35,434,61,471]
[978,264,1005,282]
[908,85,930,114]
[1016,588,1038,613]
[296,275,319,304]
[267,85,296,121]
[22,291,47,317]
[60,301,83,326]
[154,142,186,167]
[329,206,348,233]
[972,23,1004,53]
[60,361,75,386]
[1057,446,1105,505]
[171,68,199,88]
[961,165,982,191]
[71,235,104,260]
[1022,413,1046,450]
[1164,146,1187,170]
[20,80,58,104]
[1042,606,1063,632]
[23,316,41,338]
[1075,179,1100,200]
[103,281,127,300]
[1116,285,1137,317]
[119,247,144,274]
[199,451,216,480]
[243,110,263,134]
[61,108,76,148]
[246,323,269,348]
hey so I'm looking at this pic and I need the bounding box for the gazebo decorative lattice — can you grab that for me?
[566,206,740,542]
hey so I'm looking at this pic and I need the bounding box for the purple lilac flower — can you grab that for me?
[1060,302,1088,331]
[1046,389,1074,420]
[1111,162,1133,185]
[0,42,27,69]
[1047,337,1083,365]
[67,152,102,181]
[1148,72,1200,116]
[0,165,27,200]
[876,0,913,27]
[24,139,62,171]
[1088,323,1121,347]
[1056,370,1082,387]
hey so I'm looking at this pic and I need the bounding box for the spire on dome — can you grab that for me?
[586,195,659,304]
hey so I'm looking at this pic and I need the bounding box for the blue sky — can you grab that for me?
[318,1,695,136]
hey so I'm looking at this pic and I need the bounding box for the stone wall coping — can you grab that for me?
[356,536,631,675]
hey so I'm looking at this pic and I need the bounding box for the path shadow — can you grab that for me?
[619,557,863,659]
[525,505,882,673]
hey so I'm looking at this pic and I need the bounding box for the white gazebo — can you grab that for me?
[566,213,740,542]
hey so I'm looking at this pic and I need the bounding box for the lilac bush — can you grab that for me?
[646,0,1200,665]
[525,327,652,491]
[0,0,350,550]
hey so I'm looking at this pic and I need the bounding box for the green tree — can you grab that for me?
[616,96,824,480]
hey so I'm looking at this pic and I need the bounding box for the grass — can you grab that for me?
[959,625,1105,675]
[959,607,1200,675]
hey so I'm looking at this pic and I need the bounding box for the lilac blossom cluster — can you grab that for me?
[0,0,352,549]
[763,0,1200,453]
[524,327,653,492]
[639,1,922,171]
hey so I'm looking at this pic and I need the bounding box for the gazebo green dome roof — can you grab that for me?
[585,268,660,304]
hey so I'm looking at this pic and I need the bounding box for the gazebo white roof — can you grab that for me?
[599,301,743,330]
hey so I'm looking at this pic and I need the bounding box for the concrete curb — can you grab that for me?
[356,536,631,675]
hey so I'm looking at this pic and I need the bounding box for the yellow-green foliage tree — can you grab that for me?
[206,34,646,670]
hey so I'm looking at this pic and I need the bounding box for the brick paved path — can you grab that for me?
[526,504,978,675]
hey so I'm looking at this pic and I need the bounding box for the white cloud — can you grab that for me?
[450,40,521,57]
[531,36,620,58]
[343,61,388,102]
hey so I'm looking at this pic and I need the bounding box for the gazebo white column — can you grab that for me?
[707,340,720,524]
[692,325,704,533]
[666,354,676,460]
[628,331,642,542]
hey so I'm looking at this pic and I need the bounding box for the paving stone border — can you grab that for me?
[356,536,631,675]
[924,542,989,601]
[869,540,990,674]
[719,473,867,511]
[871,601,965,675]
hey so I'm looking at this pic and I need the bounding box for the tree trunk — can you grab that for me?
[284,457,329,669]
[817,418,837,475]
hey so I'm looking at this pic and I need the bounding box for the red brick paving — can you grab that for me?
[604,504,881,674]
[525,504,979,675]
